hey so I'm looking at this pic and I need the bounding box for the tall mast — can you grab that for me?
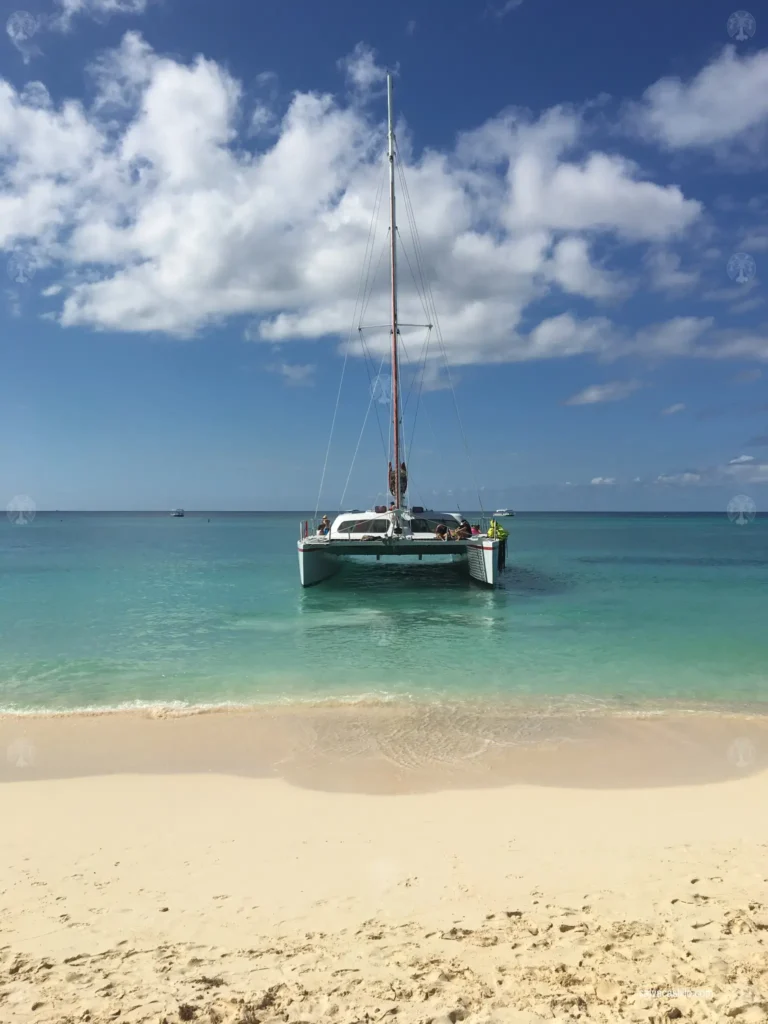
[387,71,402,510]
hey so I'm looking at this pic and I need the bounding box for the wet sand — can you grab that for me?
[1,699,766,791]
[1,704,767,1022]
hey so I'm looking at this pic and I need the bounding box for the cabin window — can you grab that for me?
[335,518,389,534]
[410,518,454,532]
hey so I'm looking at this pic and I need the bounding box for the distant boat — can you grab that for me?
[170,509,185,517]
[494,509,515,517]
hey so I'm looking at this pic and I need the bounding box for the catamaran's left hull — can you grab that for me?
[298,544,342,587]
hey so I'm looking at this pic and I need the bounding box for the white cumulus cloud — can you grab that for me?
[627,46,768,154]
[0,33,758,378]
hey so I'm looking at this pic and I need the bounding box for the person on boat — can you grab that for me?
[318,515,331,536]
[435,523,449,541]
[454,519,472,539]
[488,518,509,572]
[471,524,480,536]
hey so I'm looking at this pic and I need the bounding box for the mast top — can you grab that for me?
[387,73,395,158]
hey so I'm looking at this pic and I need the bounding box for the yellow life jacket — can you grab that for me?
[488,519,508,540]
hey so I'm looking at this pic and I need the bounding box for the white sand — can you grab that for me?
[2,761,768,1023]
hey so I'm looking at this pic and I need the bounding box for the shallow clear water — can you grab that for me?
[1,512,766,712]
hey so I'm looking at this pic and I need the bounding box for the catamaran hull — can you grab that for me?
[465,539,500,585]
[298,545,342,587]
[297,538,500,587]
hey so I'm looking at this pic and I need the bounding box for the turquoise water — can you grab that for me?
[0,512,766,713]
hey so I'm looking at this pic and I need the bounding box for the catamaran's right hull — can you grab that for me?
[465,539,500,585]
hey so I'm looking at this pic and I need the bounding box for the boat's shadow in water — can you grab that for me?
[500,564,571,597]
[303,558,570,598]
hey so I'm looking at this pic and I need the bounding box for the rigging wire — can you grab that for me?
[358,329,389,460]
[360,228,389,328]
[394,226,432,479]
[339,352,388,510]
[405,329,431,468]
[314,164,387,519]
[396,147,486,515]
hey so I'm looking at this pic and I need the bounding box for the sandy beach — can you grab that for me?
[2,705,768,1023]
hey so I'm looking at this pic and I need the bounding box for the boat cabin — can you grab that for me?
[329,510,463,540]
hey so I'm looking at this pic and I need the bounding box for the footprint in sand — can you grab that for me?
[595,979,621,1001]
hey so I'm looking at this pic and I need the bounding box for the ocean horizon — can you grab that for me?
[13,510,767,515]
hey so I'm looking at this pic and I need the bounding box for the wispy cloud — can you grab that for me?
[268,363,315,387]
[661,402,686,415]
[565,381,643,406]
[338,42,389,94]
[733,368,762,383]
[486,0,524,16]
[655,457,768,485]
[52,0,153,31]
[590,476,616,485]
[655,472,701,485]
[644,249,699,293]
[730,297,766,315]
[696,401,768,421]
[739,231,768,253]
[723,460,768,482]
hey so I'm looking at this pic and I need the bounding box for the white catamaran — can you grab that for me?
[297,74,506,588]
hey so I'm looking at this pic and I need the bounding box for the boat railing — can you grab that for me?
[300,514,499,541]
[300,517,322,540]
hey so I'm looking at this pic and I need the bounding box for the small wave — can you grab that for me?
[0,690,418,719]
[1,691,766,721]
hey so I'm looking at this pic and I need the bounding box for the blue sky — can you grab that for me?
[1,0,768,511]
